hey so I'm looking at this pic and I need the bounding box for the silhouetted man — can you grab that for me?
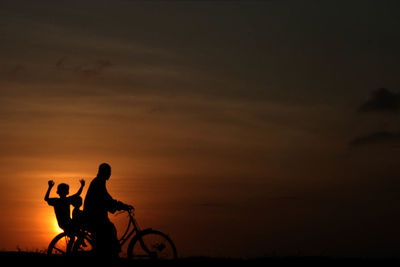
[84,163,133,257]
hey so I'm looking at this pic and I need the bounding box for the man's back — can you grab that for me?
[84,177,119,226]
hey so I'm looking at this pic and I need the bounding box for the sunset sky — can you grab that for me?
[1,0,400,258]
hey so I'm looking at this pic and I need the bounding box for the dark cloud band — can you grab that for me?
[358,88,400,113]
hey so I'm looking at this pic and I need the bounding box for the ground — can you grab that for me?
[1,251,399,266]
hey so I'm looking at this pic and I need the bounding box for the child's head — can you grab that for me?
[71,196,83,208]
[56,183,69,197]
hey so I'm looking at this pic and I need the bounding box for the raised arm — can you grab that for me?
[72,179,85,197]
[44,180,55,202]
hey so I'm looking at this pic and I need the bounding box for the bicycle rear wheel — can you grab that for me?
[127,229,177,260]
[47,232,74,256]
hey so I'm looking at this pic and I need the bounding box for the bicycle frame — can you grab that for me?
[117,210,147,247]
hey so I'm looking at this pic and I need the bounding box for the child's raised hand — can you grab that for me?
[48,180,55,187]
[79,179,85,186]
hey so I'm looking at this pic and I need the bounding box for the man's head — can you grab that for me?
[56,183,69,197]
[97,163,111,180]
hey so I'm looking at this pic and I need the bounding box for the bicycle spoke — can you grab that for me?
[129,230,177,260]
[53,246,66,254]
[64,236,69,249]
[48,233,73,255]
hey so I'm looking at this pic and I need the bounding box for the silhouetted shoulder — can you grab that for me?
[46,198,59,206]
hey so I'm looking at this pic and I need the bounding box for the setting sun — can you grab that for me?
[50,216,63,236]
[40,207,63,245]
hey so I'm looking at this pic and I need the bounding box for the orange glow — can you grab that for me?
[50,216,63,236]
[38,205,64,247]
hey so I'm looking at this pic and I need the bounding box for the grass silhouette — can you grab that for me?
[1,251,400,266]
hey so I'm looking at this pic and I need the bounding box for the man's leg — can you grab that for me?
[105,221,121,256]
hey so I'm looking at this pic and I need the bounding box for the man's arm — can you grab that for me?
[116,201,134,211]
[104,190,133,212]
[44,180,54,202]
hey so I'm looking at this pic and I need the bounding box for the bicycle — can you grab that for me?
[47,208,178,260]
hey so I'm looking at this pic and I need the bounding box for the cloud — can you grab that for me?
[195,202,230,208]
[358,88,400,112]
[77,59,112,79]
[349,131,400,147]
[7,64,27,78]
[56,57,112,79]
[267,196,299,201]
[0,64,28,81]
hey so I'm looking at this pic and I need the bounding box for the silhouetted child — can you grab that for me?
[71,196,84,226]
[44,179,85,233]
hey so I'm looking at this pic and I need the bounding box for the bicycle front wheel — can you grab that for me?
[47,232,74,256]
[127,230,177,260]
